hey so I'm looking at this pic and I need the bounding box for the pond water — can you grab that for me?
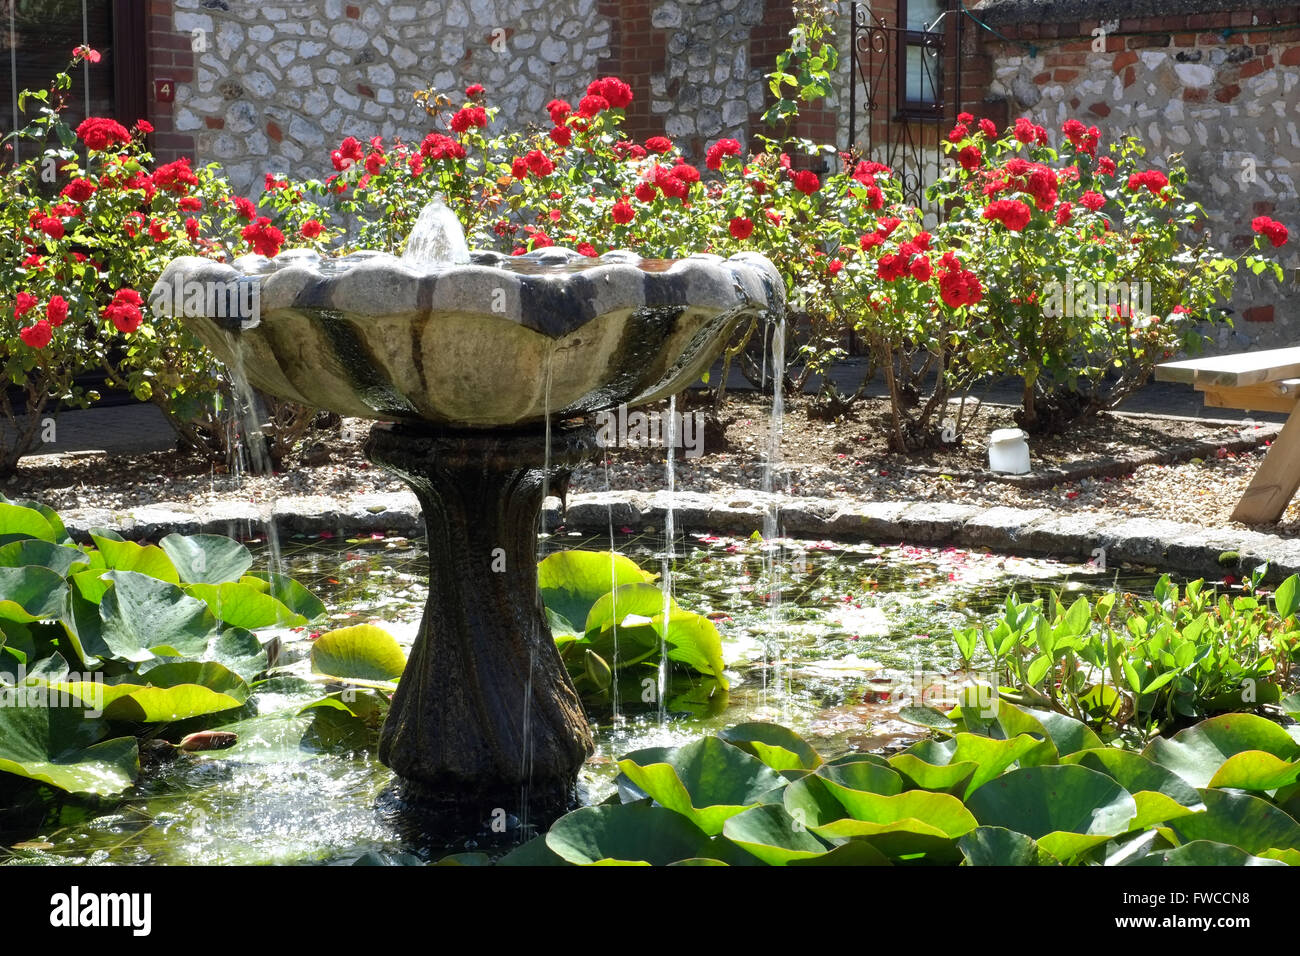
[1,533,1164,865]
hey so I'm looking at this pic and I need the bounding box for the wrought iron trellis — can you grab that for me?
[847,1,962,212]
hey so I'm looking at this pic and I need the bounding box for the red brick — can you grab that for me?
[205,116,224,129]
[1238,57,1268,78]
[1244,305,1274,322]
[357,84,375,98]
[1112,50,1138,72]
[1034,71,1052,83]
[1282,46,1300,65]
[1172,33,1198,46]
[1197,32,1225,44]
[1215,82,1242,102]
[1053,68,1080,82]
[1044,51,1088,66]
[1123,65,1136,87]
[1254,200,1276,215]
[1088,101,1111,116]
[266,121,282,142]
[1127,33,1171,49]
[1183,86,1208,102]
[345,5,360,18]
[1230,10,1253,26]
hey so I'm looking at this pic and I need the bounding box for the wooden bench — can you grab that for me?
[1156,346,1300,524]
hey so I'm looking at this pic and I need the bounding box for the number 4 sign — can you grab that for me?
[154,78,175,103]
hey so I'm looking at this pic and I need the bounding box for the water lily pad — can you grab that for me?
[584,582,676,633]
[1062,748,1202,807]
[310,624,407,682]
[0,501,60,543]
[887,753,978,794]
[1127,840,1287,866]
[616,735,785,835]
[812,789,978,841]
[0,540,89,577]
[722,803,829,865]
[187,581,308,628]
[98,570,221,663]
[54,661,250,723]
[959,826,1060,866]
[0,701,138,795]
[89,534,179,583]
[1143,713,1300,789]
[159,533,254,584]
[242,573,327,622]
[538,550,653,633]
[719,722,821,771]
[1207,751,1300,791]
[965,765,1137,848]
[655,611,727,685]
[545,800,710,865]
[1168,788,1300,854]
[952,733,1049,797]
[0,566,68,623]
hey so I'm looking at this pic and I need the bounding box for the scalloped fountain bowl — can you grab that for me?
[150,237,783,824]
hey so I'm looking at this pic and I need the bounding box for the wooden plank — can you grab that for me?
[1156,346,1300,387]
[1231,402,1300,524]
[1199,381,1300,414]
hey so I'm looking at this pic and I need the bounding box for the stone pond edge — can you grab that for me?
[59,489,1300,580]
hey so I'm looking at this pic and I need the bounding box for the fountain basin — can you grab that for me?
[151,247,783,428]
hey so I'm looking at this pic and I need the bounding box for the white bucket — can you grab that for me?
[988,427,1031,474]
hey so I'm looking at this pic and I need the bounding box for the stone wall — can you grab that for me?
[146,0,811,194]
[968,0,1300,348]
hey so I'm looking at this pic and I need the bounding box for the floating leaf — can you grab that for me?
[545,801,710,865]
[97,570,220,663]
[1168,789,1300,854]
[1144,713,1300,788]
[0,540,89,577]
[0,566,67,623]
[187,581,308,628]
[1127,840,1287,867]
[959,826,1060,866]
[53,661,250,723]
[1207,751,1300,791]
[310,624,407,682]
[719,722,822,772]
[0,701,138,795]
[538,550,653,633]
[722,804,829,865]
[0,501,59,543]
[89,533,180,583]
[159,533,254,584]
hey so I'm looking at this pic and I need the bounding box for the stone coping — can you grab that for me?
[973,0,1295,26]
[60,490,1299,580]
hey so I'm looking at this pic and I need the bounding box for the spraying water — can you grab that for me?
[401,195,471,267]
[761,318,787,712]
[224,333,285,584]
[604,456,622,723]
[658,395,677,723]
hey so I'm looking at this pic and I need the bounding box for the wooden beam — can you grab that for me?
[1157,346,1300,387]
[1231,402,1300,524]
[1199,382,1300,415]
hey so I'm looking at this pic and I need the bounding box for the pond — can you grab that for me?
[0,533,1164,865]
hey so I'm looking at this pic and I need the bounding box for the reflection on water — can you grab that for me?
[1,533,1163,865]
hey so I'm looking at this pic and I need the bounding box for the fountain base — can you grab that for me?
[365,422,597,822]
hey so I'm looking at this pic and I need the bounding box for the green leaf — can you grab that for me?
[538,550,653,632]
[310,624,407,682]
[97,570,220,663]
[952,733,1050,797]
[53,661,250,723]
[545,801,710,865]
[1207,751,1300,791]
[1169,789,1300,853]
[584,582,675,633]
[187,581,308,628]
[1062,748,1202,807]
[965,765,1137,847]
[616,736,785,835]
[89,533,180,583]
[812,788,978,841]
[722,804,829,865]
[0,540,90,577]
[887,754,978,794]
[0,701,138,795]
[959,826,1060,866]
[1143,713,1300,788]
[655,611,727,685]
[1274,574,1299,618]
[1127,840,1287,866]
[159,533,254,584]
[0,501,59,543]
[719,722,822,771]
[0,566,68,623]
[243,573,327,621]
[897,704,957,731]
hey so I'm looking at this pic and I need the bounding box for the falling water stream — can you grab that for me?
[658,395,678,723]
[762,317,787,715]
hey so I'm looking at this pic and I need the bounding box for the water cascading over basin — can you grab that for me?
[150,207,783,819]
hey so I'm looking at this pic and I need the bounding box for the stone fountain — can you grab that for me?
[150,204,783,821]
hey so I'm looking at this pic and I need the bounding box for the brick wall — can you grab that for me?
[145,0,196,164]
[967,0,1300,348]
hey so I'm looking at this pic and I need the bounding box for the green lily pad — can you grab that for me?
[538,550,653,634]
[0,501,60,543]
[1143,713,1300,789]
[952,733,1049,797]
[887,754,978,794]
[0,540,90,577]
[615,735,785,835]
[159,533,254,584]
[1127,840,1288,866]
[1168,789,1300,854]
[310,624,407,682]
[959,826,1060,866]
[1207,751,1300,791]
[811,788,978,840]
[965,764,1137,846]
[187,581,308,628]
[719,722,822,771]
[89,534,179,583]
[584,581,676,633]
[0,701,138,795]
[722,803,829,865]
[241,573,327,622]
[97,570,221,662]
[53,661,250,723]
[0,566,68,623]
[545,800,710,865]
[1062,748,1202,807]
[654,611,727,685]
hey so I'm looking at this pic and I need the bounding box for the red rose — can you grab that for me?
[1252,216,1289,247]
[577,242,598,257]
[1079,190,1105,212]
[910,255,932,281]
[828,258,843,276]
[587,76,633,109]
[530,230,554,249]
[876,253,908,282]
[153,157,199,193]
[876,216,902,237]
[179,196,203,211]
[14,292,38,317]
[241,216,284,257]
[982,198,1032,231]
[105,289,143,334]
[233,196,257,220]
[19,319,52,349]
[39,216,64,240]
[1127,169,1169,196]
[705,138,742,170]
[450,105,487,133]
[546,99,572,125]
[1055,202,1073,225]
[634,181,657,203]
[793,169,820,195]
[645,136,673,154]
[979,118,997,138]
[301,219,324,239]
[948,123,969,143]
[548,125,572,147]
[61,178,96,202]
[729,217,754,240]
[524,149,554,177]
[75,117,130,151]
[577,94,609,118]
[859,232,884,250]
[364,151,386,175]
[465,83,485,97]
[1097,156,1116,176]
[420,133,466,161]
[611,201,635,224]
[148,219,169,242]
[46,295,68,326]
[185,217,200,241]
[958,145,982,171]
[511,156,528,179]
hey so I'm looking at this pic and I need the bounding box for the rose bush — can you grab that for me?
[1,52,323,472]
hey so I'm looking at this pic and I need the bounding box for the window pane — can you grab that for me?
[904,0,944,32]
[905,44,941,104]
[0,0,115,138]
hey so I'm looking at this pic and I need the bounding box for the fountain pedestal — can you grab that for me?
[364,422,597,820]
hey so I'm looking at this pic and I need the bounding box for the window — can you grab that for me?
[0,0,144,159]
[898,0,944,115]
